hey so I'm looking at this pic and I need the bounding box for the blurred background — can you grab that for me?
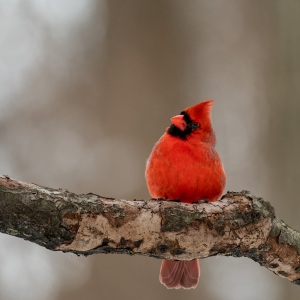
[0,0,299,299]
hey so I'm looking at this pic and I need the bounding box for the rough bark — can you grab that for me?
[0,175,299,285]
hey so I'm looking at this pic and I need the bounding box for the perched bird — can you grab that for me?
[145,100,226,289]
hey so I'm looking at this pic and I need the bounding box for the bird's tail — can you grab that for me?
[159,259,200,289]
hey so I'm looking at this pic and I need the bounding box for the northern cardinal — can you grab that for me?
[145,100,226,289]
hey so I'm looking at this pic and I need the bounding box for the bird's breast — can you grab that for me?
[145,134,226,203]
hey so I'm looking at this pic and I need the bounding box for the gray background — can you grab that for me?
[0,1,299,300]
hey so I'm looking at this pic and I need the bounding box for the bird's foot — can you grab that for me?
[169,199,180,203]
[192,198,209,204]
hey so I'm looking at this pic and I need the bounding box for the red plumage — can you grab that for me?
[145,100,226,289]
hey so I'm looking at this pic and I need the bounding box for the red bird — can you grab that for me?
[145,100,226,289]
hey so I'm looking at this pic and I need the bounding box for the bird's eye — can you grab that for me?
[187,122,200,131]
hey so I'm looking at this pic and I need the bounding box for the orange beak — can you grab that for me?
[171,115,186,131]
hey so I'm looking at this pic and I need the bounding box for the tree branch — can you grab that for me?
[0,175,299,285]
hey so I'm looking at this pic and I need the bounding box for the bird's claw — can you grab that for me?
[192,198,209,204]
